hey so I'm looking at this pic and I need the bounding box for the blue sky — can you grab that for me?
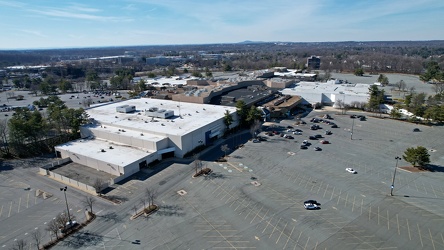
[0,0,443,49]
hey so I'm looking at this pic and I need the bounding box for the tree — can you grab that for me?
[223,64,232,72]
[93,178,105,195]
[367,85,384,112]
[235,100,247,127]
[193,154,202,175]
[403,146,430,168]
[11,239,26,250]
[249,120,261,139]
[46,219,60,239]
[377,74,389,86]
[246,106,262,125]
[223,110,233,131]
[0,119,10,157]
[221,144,230,157]
[395,80,406,91]
[389,108,402,119]
[420,61,442,83]
[82,196,95,214]
[145,187,158,207]
[31,228,42,250]
[354,68,364,76]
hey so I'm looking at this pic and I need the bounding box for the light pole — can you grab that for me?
[390,157,401,196]
[350,117,354,140]
[60,186,72,225]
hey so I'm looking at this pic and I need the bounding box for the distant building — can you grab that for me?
[306,56,321,70]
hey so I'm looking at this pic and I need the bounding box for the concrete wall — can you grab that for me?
[40,168,99,195]
[85,128,161,151]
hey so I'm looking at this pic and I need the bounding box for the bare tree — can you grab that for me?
[46,219,59,240]
[140,198,147,209]
[193,153,202,175]
[31,229,42,250]
[133,204,138,216]
[249,120,261,139]
[93,178,105,195]
[82,196,95,214]
[10,239,26,250]
[221,144,230,158]
[335,99,345,114]
[431,82,444,94]
[145,187,158,207]
[0,119,10,156]
[400,81,407,92]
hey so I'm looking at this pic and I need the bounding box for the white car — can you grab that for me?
[346,168,357,174]
[293,131,302,135]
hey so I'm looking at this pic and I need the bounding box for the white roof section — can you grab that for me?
[281,81,370,97]
[134,76,197,87]
[86,98,237,136]
[55,138,153,168]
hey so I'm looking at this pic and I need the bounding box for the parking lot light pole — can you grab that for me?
[60,186,72,224]
[350,118,354,140]
[390,157,401,196]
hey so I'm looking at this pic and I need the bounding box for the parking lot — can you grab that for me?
[46,110,443,250]
[2,108,444,249]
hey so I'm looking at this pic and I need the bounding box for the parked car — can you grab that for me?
[320,140,329,144]
[413,128,421,132]
[295,129,303,132]
[302,140,309,145]
[314,147,321,151]
[309,135,317,140]
[304,202,320,210]
[325,130,332,135]
[350,115,356,118]
[252,139,260,143]
[346,168,357,174]
[293,131,302,135]
[284,135,294,139]
[331,124,338,128]
[304,200,321,206]
[300,145,308,149]
[287,126,294,129]
[315,134,323,138]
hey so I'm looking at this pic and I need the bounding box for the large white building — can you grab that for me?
[280,80,370,107]
[55,99,238,183]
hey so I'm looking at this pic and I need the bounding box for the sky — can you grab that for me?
[0,0,443,50]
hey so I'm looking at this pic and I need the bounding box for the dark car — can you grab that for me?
[413,128,421,132]
[350,115,356,119]
[315,134,323,138]
[309,135,317,140]
[287,125,294,129]
[325,130,332,135]
[331,124,338,128]
[300,145,308,149]
[304,200,321,206]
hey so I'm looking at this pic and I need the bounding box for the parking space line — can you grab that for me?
[396,214,400,235]
[276,222,287,244]
[330,186,335,200]
[360,199,364,215]
[283,225,295,249]
[406,218,411,240]
[250,206,263,224]
[8,201,12,217]
[0,205,2,217]
[417,223,423,247]
[269,218,281,239]
[304,237,310,250]
[378,206,380,225]
[429,228,436,250]
[351,196,356,212]
[295,231,303,248]
[239,201,252,215]
[323,184,329,198]
[262,216,274,234]
[26,192,30,208]
[244,203,257,219]
[441,233,444,245]
[387,210,390,230]
[431,184,438,198]
[422,183,428,195]
[344,193,348,207]
[368,206,371,221]
[17,197,21,213]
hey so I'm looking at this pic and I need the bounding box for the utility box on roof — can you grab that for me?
[116,105,136,113]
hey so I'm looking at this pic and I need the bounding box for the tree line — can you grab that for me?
[0,96,89,158]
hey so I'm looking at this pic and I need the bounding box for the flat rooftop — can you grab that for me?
[282,81,370,96]
[86,98,237,136]
[55,137,154,167]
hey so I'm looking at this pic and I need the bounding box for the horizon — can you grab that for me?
[1,0,443,50]
[1,39,444,52]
